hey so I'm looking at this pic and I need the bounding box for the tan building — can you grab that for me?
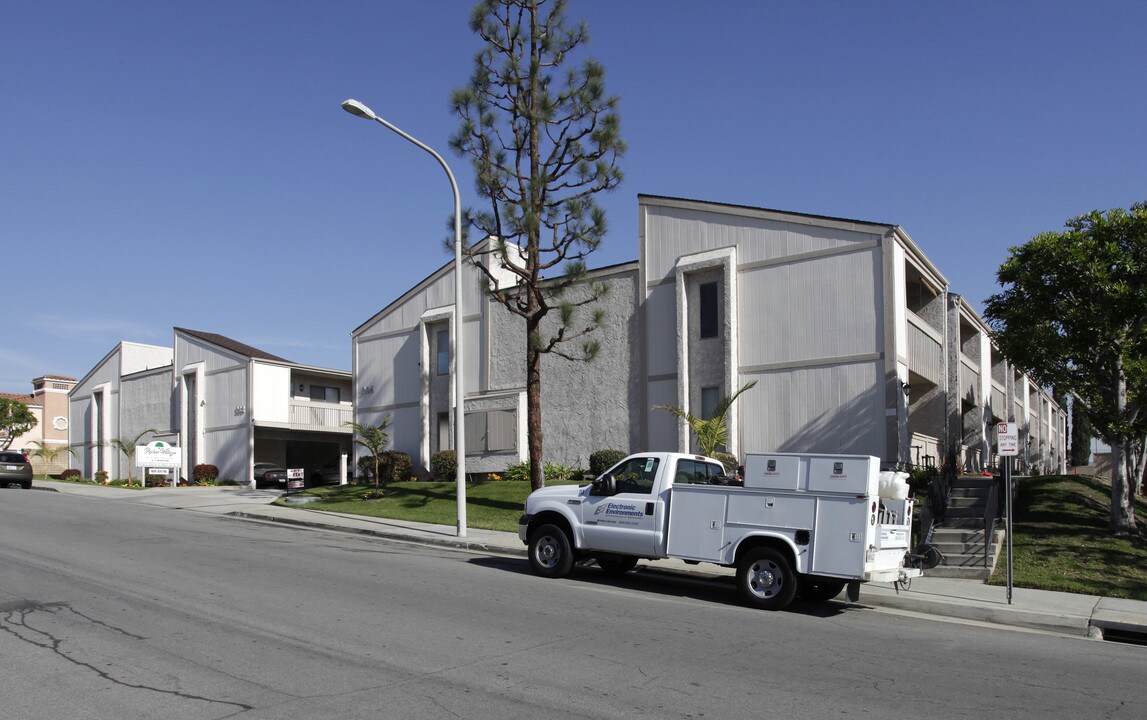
[1,375,77,474]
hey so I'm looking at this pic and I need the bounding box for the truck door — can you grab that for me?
[580,455,661,556]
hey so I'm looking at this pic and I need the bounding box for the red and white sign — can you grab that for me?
[287,468,305,490]
[996,422,1019,456]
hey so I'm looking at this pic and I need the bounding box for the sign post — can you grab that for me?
[996,422,1019,605]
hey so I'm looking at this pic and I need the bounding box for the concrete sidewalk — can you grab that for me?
[30,480,1147,643]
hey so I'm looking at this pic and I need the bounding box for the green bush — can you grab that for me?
[430,450,457,482]
[60,468,82,481]
[543,462,581,484]
[504,461,531,483]
[381,451,413,483]
[94,470,109,484]
[907,465,939,498]
[589,449,628,477]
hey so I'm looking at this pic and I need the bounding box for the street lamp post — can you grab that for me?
[341,98,467,538]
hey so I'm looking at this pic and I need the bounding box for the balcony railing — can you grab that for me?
[906,312,943,385]
[288,401,353,431]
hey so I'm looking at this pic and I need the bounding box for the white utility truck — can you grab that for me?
[518,451,921,610]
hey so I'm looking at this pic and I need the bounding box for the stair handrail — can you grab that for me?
[918,450,956,545]
[983,474,1003,566]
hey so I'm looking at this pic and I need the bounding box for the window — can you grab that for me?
[436,329,450,376]
[309,385,341,403]
[699,281,719,339]
[673,459,726,485]
[438,412,451,451]
[607,456,660,495]
[463,410,517,453]
[700,386,721,420]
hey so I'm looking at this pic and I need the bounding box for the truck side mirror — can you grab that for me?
[591,474,617,496]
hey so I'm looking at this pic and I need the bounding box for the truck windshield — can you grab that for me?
[610,456,660,494]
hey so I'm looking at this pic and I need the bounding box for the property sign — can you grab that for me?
[287,467,305,491]
[996,422,1019,456]
[137,441,181,468]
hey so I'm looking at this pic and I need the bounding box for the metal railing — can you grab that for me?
[288,401,353,430]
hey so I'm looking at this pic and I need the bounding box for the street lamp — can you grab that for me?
[341,98,467,538]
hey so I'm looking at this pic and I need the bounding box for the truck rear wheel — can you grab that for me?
[528,523,574,578]
[736,547,798,610]
[596,554,638,574]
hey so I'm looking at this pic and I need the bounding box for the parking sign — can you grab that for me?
[996,422,1019,456]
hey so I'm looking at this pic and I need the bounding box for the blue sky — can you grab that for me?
[3,1,1145,391]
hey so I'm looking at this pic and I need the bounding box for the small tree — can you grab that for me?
[655,381,757,469]
[345,416,393,490]
[0,398,38,450]
[109,428,157,484]
[26,440,76,478]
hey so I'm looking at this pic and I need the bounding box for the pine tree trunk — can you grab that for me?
[526,342,545,492]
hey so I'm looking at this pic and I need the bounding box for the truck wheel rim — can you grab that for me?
[748,560,781,598]
[536,537,559,568]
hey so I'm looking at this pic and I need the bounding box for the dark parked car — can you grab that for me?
[310,459,351,486]
[0,451,33,489]
[253,462,288,489]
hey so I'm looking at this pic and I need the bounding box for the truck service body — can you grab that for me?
[518,451,922,610]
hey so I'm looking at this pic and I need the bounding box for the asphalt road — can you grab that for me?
[1,488,1143,720]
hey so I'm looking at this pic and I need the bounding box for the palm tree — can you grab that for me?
[655,381,757,469]
[344,416,392,491]
[109,428,157,484]
[26,440,75,478]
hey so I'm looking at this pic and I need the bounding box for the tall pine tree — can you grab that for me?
[451,0,625,490]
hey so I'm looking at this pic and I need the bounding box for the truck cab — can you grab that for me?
[519,453,725,562]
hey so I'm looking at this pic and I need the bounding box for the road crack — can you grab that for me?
[1,600,254,714]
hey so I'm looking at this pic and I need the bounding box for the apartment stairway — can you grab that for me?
[926,476,1004,580]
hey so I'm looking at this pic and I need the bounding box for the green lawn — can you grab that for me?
[987,473,1147,600]
[292,474,1147,600]
[276,480,580,533]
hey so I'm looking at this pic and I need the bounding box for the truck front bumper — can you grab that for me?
[517,514,531,545]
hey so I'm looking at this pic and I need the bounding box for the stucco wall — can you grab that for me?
[485,265,642,470]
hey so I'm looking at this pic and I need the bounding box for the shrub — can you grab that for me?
[589,449,627,477]
[906,465,940,499]
[94,470,109,484]
[356,455,376,481]
[504,461,531,483]
[431,450,457,482]
[193,464,219,483]
[144,474,167,487]
[60,468,82,481]
[381,451,413,483]
[543,462,581,484]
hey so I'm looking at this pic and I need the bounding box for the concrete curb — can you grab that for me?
[226,511,526,557]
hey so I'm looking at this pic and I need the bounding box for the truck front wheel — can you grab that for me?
[528,524,574,578]
[736,547,798,610]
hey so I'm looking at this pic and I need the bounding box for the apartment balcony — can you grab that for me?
[906,311,943,385]
[287,400,353,432]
